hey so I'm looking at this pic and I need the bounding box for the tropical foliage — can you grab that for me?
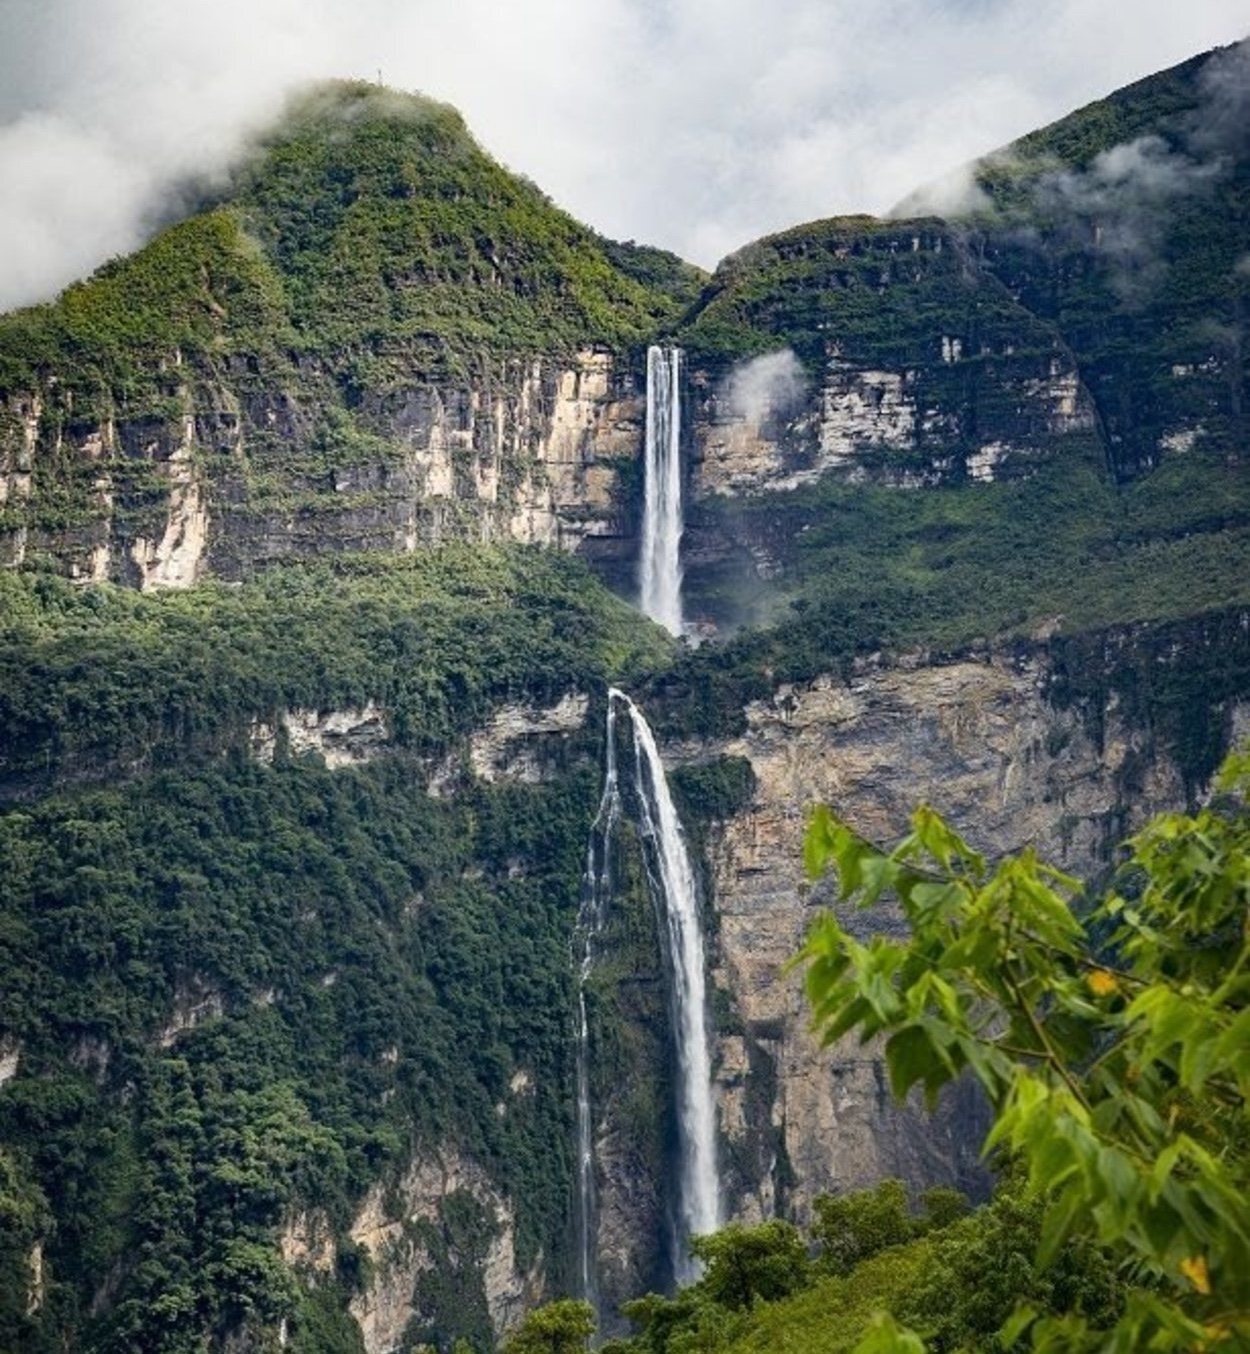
[799,751,1250,1350]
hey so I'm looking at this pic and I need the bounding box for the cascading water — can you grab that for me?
[640,345,684,636]
[618,691,720,1279]
[573,698,620,1317]
[574,688,719,1302]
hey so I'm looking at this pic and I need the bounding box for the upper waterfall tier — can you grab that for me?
[640,346,685,636]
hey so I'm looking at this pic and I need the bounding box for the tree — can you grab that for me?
[916,1187,969,1233]
[812,1180,914,1276]
[501,1299,595,1354]
[801,751,1250,1352]
[900,1180,1123,1350]
[690,1219,811,1310]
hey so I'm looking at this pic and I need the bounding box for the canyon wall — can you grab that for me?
[0,347,643,588]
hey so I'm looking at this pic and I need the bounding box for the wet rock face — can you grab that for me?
[0,349,644,584]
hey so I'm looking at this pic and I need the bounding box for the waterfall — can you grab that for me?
[575,688,719,1302]
[640,345,684,636]
[617,691,720,1278]
[573,697,620,1316]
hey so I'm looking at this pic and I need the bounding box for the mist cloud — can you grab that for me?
[725,350,808,426]
[899,38,1249,305]
[1037,135,1224,301]
[0,0,1246,312]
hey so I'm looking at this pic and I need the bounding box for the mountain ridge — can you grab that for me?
[0,39,1247,1354]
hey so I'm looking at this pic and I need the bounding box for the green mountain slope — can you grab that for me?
[0,82,703,574]
[0,547,671,1353]
[938,40,1248,476]
[0,82,701,399]
[0,40,1247,1354]
[676,41,1248,689]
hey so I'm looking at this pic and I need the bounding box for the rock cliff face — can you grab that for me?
[0,349,644,586]
[346,1151,543,1353]
[664,624,1246,1231]
[347,615,1248,1323]
[690,331,1097,498]
[275,1149,542,1354]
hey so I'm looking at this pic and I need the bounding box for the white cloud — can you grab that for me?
[0,0,1246,311]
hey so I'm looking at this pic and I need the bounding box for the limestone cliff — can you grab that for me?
[670,619,1249,1230]
[689,324,1096,498]
[391,614,1250,1319]
[0,349,643,587]
[346,1151,543,1353]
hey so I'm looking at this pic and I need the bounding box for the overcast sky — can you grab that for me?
[0,0,1246,312]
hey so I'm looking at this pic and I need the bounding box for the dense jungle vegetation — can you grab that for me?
[0,82,703,403]
[511,753,1250,1352]
[665,444,1250,789]
[0,32,1246,1354]
[0,546,674,1353]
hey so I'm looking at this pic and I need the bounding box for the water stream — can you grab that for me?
[573,697,620,1315]
[575,689,719,1301]
[640,345,684,636]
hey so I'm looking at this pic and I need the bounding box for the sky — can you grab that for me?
[0,0,1246,312]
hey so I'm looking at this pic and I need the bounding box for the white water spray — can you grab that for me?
[574,688,719,1300]
[640,345,684,636]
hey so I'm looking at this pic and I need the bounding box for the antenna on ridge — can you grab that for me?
[376,68,383,87]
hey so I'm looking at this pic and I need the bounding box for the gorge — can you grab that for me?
[0,35,1248,1354]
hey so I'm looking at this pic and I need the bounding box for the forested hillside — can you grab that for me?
[0,35,1247,1354]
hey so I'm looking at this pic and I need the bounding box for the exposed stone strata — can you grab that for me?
[348,1151,541,1354]
[130,417,208,590]
[0,1036,20,1087]
[1,349,643,582]
[468,693,589,782]
[659,646,1191,1225]
[0,395,38,568]
[427,692,590,794]
[279,1211,336,1275]
[158,974,225,1047]
[691,348,1097,497]
[26,1242,44,1316]
[252,703,390,769]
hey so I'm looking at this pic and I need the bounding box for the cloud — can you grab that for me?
[1036,135,1224,301]
[892,161,993,220]
[0,0,1246,312]
[1195,35,1250,153]
[724,350,808,426]
[896,33,1249,306]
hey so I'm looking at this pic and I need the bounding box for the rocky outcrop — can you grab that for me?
[690,347,1097,498]
[348,1150,541,1353]
[0,349,644,584]
[252,703,390,768]
[158,973,225,1047]
[649,633,1237,1229]
[428,692,591,794]
[26,1242,44,1317]
[0,1036,20,1087]
[279,1210,336,1276]
[128,415,209,591]
[467,693,590,783]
